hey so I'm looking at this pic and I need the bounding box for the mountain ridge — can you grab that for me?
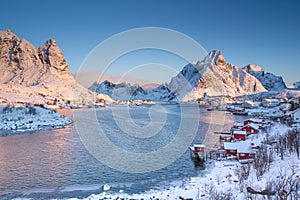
[243,64,286,91]
[0,30,291,104]
[91,50,279,101]
[0,30,103,105]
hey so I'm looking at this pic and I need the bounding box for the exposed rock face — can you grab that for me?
[0,30,41,85]
[243,64,286,91]
[0,30,95,104]
[0,30,73,86]
[38,39,70,74]
[204,50,226,65]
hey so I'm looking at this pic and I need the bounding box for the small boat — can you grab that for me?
[207,107,216,111]
[189,144,206,165]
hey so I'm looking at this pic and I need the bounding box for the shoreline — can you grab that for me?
[0,123,73,137]
[1,104,299,199]
[0,104,72,137]
[69,123,299,200]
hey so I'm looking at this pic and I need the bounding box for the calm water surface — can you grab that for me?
[0,105,234,199]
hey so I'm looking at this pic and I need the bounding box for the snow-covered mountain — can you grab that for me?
[166,50,267,101]
[144,84,176,101]
[0,30,291,104]
[0,30,99,104]
[89,80,146,101]
[91,50,270,102]
[242,64,286,91]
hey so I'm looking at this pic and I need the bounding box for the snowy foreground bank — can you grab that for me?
[0,104,72,136]
[70,124,300,200]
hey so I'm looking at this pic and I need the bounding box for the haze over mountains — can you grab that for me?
[0,30,297,104]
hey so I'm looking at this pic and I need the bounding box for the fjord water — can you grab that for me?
[0,105,233,199]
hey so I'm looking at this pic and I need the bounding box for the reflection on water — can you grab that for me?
[0,105,234,198]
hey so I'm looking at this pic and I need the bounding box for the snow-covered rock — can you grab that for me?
[243,64,286,91]
[0,29,95,104]
[144,84,176,101]
[0,104,72,136]
[89,80,146,101]
[90,80,176,102]
[102,184,110,191]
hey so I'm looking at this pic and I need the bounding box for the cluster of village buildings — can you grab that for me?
[212,97,300,163]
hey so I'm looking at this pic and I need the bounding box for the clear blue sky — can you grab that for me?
[1,0,299,85]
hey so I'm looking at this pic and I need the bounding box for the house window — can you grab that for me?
[296,118,299,120]
[240,153,245,156]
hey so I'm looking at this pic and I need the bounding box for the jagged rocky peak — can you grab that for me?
[0,29,97,104]
[0,30,42,85]
[0,29,18,42]
[0,29,73,86]
[204,50,226,65]
[243,64,264,73]
[38,39,70,74]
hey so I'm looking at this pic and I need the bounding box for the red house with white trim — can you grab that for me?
[236,143,255,160]
[242,123,259,135]
[244,118,264,126]
[233,130,247,140]
[223,142,237,155]
[224,141,256,161]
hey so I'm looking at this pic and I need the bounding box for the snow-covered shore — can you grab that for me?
[70,123,299,200]
[0,104,72,136]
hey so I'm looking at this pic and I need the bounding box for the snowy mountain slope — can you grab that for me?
[90,80,175,102]
[89,80,146,101]
[143,84,176,101]
[247,89,300,100]
[167,50,267,101]
[0,30,98,104]
[243,64,286,91]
